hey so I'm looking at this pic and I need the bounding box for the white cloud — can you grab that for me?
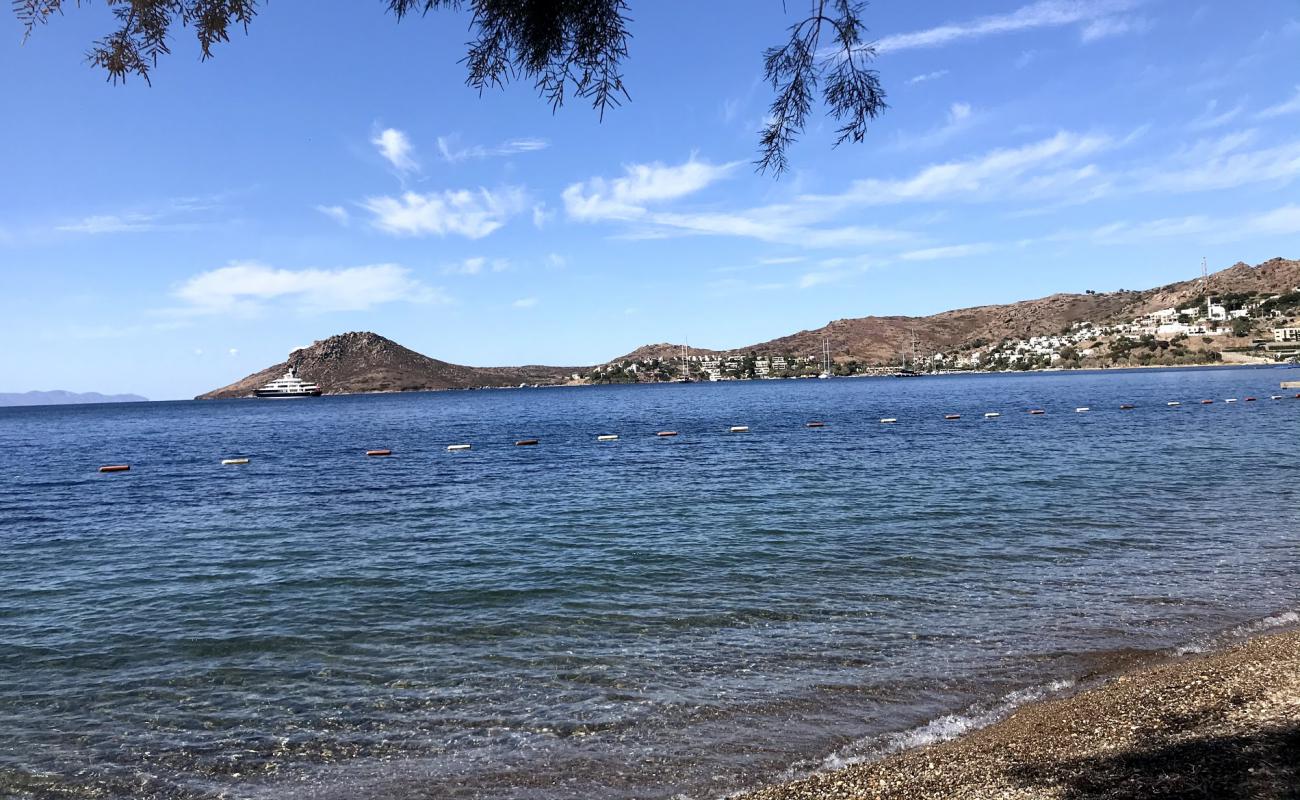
[228,348,239,356]
[512,297,538,308]
[900,243,992,261]
[532,203,554,229]
[1189,99,1245,131]
[1136,132,1300,194]
[315,205,350,225]
[1079,15,1150,42]
[437,136,549,163]
[907,70,950,85]
[372,128,418,173]
[563,158,739,221]
[1257,86,1300,119]
[1015,49,1039,68]
[442,256,509,276]
[174,262,446,314]
[362,186,527,238]
[948,102,973,123]
[873,0,1140,53]
[545,253,567,269]
[56,213,159,234]
[1052,203,1300,245]
[821,130,1113,205]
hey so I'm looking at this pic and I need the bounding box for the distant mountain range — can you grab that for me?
[198,257,1299,399]
[0,390,148,407]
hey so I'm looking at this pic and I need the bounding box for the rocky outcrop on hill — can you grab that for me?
[196,332,580,399]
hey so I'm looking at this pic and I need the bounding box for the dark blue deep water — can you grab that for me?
[2,367,1299,799]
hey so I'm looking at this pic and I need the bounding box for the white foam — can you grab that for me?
[815,679,1075,773]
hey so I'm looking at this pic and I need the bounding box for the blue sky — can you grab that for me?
[3,0,1299,399]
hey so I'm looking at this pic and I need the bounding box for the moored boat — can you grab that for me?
[254,367,322,398]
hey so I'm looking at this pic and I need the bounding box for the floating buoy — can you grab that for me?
[221,458,249,465]
[1224,398,1237,404]
[1075,407,1090,413]
[447,444,472,451]
[1200,400,1214,405]
[1168,401,1181,406]
[984,412,1001,418]
[1271,395,1283,400]
[729,426,750,433]
[656,431,678,437]
[98,464,129,473]
[1029,409,1046,415]
[1120,404,1135,410]
[944,414,961,420]
[597,434,619,441]
[1244,397,1256,402]
[514,439,539,446]
[805,421,826,428]
[880,417,898,424]
[366,449,392,456]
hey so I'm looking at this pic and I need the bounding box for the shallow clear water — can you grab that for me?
[2,367,1298,799]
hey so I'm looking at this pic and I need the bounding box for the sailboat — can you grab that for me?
[673,342,695,383]
[893,327,922,377]
[818,337,832,379]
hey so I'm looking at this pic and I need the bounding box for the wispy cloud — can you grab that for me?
[1053,203,1300,245]
[900,243,993,261]
[442,256,509,276]
[1078,15,1150,42]
[907,69,950,85]
[873,0,1141,53]
[372,128,418,173]
[436,135,550,163]
[173,262,446,314]
[511,296,538,308]
[563,157,740,221]
[1256,85,1300,119]
[1189,99,1245,131]
[362,187,527,238]
[315,205,350,225]
[55,195,221,235]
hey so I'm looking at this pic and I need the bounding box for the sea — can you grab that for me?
[2,366,1298,799]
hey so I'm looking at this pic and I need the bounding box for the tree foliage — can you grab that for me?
[13,0,888,174]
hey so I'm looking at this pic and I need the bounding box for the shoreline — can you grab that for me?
[735,621,1300,800]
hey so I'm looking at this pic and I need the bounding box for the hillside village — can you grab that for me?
[586,263,1300,384]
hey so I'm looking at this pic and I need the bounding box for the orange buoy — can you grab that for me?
[656,431,678,437]
[366,449,392,456]
[1200,400,1213,405]
[1244,397,1256,402]
[944,414,961,420]
[805,421,826,428]
[514,439,539,446]
[98,464,130,473]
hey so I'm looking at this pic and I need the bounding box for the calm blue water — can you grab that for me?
[2,367,1299,799]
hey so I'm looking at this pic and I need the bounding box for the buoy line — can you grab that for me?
[92,393,1293,471]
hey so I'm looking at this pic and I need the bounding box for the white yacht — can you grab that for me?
[254,366,322,398]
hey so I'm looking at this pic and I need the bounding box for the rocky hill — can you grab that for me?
[739,257,1299,364]
[610,343,724,363]
[197,332,580,399]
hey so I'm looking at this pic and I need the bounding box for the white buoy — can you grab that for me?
[1075,407,1090,413]
[447,444,472,451]
[1225,398,1237,403]
[1271,395,1283,400]
[1167,401,1181,406]
[729,426,750,433]
[984,412,1001,418]
[221,458,249,465]
[597,434,619,441]
[880,418,898,424]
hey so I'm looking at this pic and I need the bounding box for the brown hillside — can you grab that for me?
[197,332,579,399]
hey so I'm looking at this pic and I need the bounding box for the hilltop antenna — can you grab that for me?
[1201,257,1208,294]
